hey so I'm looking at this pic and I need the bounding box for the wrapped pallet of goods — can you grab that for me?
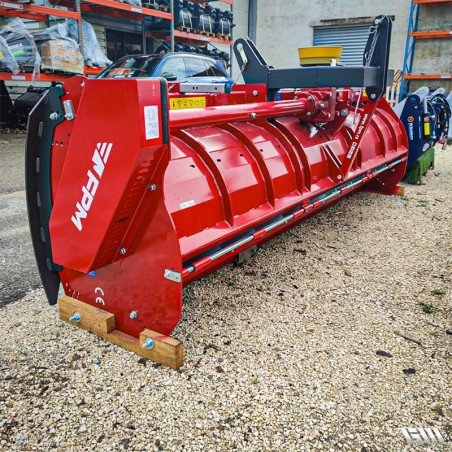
[0,18,41,75]
[33,23,83,75]
[39,39,84,75]
[0,35,19,74]
[67,19,111,68]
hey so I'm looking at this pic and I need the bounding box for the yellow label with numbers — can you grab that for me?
[170,97,206,110]
[423,121,430,136]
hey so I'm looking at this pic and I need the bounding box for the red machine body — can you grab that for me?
[36,76,407,338]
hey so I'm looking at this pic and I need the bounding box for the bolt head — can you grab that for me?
[70,312,81,322]
[341,109,349,117]
[129,311,138,319]
[119,248,126,255]
[252,90,258,97]
[49,112,58,120]
[370,94,376,99]
[142,337,155,350]
[149,183,157,191]
[251,113,257,119]
[306,112,311,116]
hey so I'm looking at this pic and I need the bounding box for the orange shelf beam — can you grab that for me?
[0,65,105,82]
[414,0,452,5]
[84,67,104,75]
[45,0,172,19]
[82,0,172,19]
[410,30,452,38]
[191,0,233,4]
[0,72,71,82]
[174,29,232,46]
[151,30,232,46]
[0,1,80,21]
[404,73,452,80]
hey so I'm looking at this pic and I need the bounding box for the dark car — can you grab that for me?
[97,53,233,84]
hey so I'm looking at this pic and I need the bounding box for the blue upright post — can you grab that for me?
[400,0,420,101]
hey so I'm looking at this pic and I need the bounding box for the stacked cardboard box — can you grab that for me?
[40,39,83,75]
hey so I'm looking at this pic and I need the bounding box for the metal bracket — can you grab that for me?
[233,15,392,102]
[236,42,248,67]
[63,100,74,120]
[164,269,181,283]
[180,83,227,94]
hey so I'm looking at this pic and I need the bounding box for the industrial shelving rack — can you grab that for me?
[0,0,233,82]
[400,0,452,98]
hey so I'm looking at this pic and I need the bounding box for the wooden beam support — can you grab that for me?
[58,296,184,369]
[140,330,184,370]
[392,185,406,197]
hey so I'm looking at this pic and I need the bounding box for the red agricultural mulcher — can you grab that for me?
[26,16,408,368]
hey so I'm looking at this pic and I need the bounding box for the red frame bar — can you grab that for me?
[169,99,309,129]
[339,100,378,178]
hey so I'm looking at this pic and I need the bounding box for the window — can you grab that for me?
[204,60,227,77]
[185,57,210,77]
[102,56,163,78]
[106,30,143,62]
[158,57,188,79]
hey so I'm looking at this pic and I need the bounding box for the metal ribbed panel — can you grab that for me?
[313,25,370,66]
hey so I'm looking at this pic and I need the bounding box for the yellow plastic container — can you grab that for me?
[298,46,343,66]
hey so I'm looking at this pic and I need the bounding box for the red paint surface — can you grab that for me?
[48,78,408,336]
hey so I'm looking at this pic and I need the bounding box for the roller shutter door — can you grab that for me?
[313,25,370,66]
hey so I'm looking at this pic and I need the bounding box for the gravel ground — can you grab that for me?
[0,133,41,306]
[0,142,451,451]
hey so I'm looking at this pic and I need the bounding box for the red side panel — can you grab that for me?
[50,78,167,273]
[49,78,183,337]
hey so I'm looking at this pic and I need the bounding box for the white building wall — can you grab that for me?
[251,0,411,71]
[231,0,249,81]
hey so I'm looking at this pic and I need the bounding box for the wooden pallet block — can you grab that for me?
[392,185,406,197]
[58,295,183,369]
[215,34,232,41]
[197,30,215,37]
[176,26,193,34]
[142,2,169,11]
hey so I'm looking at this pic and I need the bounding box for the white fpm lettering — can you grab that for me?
[71,142,113,231]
